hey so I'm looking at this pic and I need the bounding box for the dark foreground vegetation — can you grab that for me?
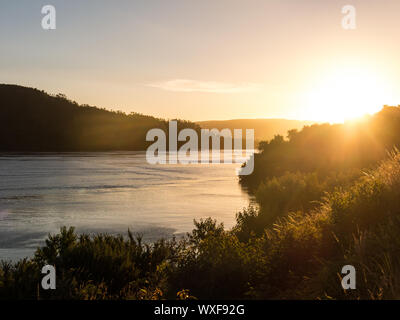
[0,84,199,151]
[2,106,400,300]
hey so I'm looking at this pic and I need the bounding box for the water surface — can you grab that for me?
[0,152,250,261]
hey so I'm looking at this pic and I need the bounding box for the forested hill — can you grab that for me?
[0,84,199,151]
[240,105,400,191]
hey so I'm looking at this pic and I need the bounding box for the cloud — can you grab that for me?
[148,79,261,94]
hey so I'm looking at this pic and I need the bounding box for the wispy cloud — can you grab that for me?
[148,79,262,94]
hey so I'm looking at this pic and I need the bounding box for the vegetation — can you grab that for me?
[2,105,400,300]
[0,84,200,151]
[240,106,400,191]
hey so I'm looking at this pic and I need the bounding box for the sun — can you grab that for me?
[303,66,394,123]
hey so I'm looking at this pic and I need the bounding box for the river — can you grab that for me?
[0,152,251,261]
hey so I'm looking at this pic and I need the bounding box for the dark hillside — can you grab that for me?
[0,84,199,151]
[240,106,400,190]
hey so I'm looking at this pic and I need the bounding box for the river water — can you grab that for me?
[0,152,251,261]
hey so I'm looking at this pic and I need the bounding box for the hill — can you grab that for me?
[197,119,317,142]
[239,106,400,190]
[0,84,199,152]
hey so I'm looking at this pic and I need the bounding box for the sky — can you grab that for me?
[1,0,400,122]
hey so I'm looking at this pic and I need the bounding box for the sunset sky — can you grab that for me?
[1,0,400,122]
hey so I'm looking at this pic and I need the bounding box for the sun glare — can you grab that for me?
[303,67,394,123]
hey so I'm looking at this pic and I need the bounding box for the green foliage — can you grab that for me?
[256,172,325,224]
[1,227,178,299]
[0,84,201,151]
[240,107,400,190]
[242,150,400,299]
[169,218,256,299]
